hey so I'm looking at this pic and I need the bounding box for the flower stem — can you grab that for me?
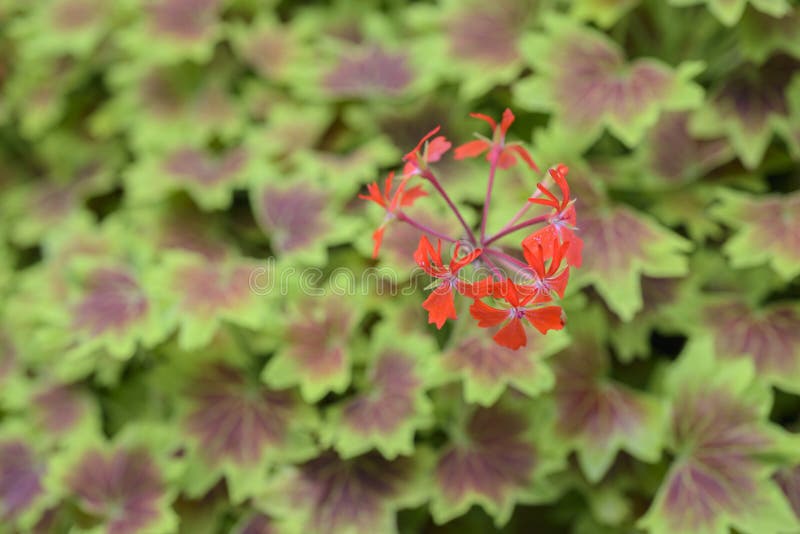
[480,147,501,244]
[483,214,549,246]
[396,212,456,243]
[422,169,476,245]
[494,171,552,235]
[484,248,534,281]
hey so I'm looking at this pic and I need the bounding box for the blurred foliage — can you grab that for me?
[1,0,800,533]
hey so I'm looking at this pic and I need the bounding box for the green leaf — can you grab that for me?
[670,0,790,26]
[712,188,800,280]
[514,15,704,149]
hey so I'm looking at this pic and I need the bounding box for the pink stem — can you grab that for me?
[396,212,456,243]
[480,146,501,243]
[484,248,534,281]
[495,172,552,234]
[483,214,549,246]
[422,169,476,245]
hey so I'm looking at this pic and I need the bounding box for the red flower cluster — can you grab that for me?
[361,109,582,350]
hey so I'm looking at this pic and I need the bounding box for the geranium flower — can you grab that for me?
[402,126,452,177]
[414,235,485,329]
[454,108,538,170]
[469,281,564,350]
[524,164,583,267]
[360,171,427,258]
[522,235,571,298]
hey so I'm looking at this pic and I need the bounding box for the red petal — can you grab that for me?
[508,144,539,171]
[564,232,583,268]
[413,235,443,275]
[493,318,527,350]
[413,125,441,153]
[427,136,452,162]
[371,226,386,259]
[399,185,427,207]
[457,277,494,299]
[495,150,517,169]
[358,181,386,208]
[525,306,564,334]
[402,159,419,177]
[454,140,490,160]
[499,108,515,136]
[422,285,456,329]
[469,299,508,328]
[468,112,497,130]
[521,241,546,279]
[548,267,570,299]
[549,164,570,210]
[450,247,482,273]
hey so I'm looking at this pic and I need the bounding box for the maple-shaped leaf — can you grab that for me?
[430,400,565,526]
[571,0,640,28]
[0,432,54,530]
[234,512,284,534]
[514,15,704,148]
[670,0,790,26]
[59,444,179,534]
[229,15,306,85]
[322,329,436,459]
[125,143,260,211]
[7,0,115,60]
[179,362,317,503]
[321,45,415,99]
[262,295,358,403]
[92,62,242,151]
[251,179,358,266]
[574,203,693,321]
[776,466,800,521]
[117,0,224,63]
[703,297,800,394]
[28,383,100,442]
[155,252,267,351]
[258,450,430,534]
[404,0,535,99]
[689,55,799,168]
[551,307,669,482]
[438,322,568,406]
[640,337,800,534]
[171,484,229,534]
[712,188,800,280]
[737,7,800,62]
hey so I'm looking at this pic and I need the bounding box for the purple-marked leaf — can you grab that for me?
[184,363,306,467]
[0,440,44,523]
[146,0,221,41]
[441,331,565,406]
[640,338,799,534]
[32,384,89,435]
[712,189,800,280]
[154,203,229,261]
[172,483,228,534]
[430,403,563,525]
[163,146,247,186]
[254,183,326,253]
[705,298,800,393]
[51,0,106,31]
[262,297,355,402]
[514,16,704,147]
[325,348,432,459]
[73,268,148,337]
[447,1,526,64]
[776,466,800,519]
[261,450,427,534]
[691,54,799,168]
[323,46,413,98]
[644,111,732,184]
[233,20,298,83]
[379,208,463,271]
[738,7,800,62]
[552,334,667,482]
[66,447,171,534]
[670,0,790,26]
[575,204,692,321]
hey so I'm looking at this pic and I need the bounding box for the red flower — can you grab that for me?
[413,236,484,329]
[522,236,571,298]
[360,171,427,258]
[469,281,564,350]
[454,108,538,171]
[524,164,583,267]
[402,126,452,177]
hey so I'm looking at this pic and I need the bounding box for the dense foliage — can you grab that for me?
[1,0,799,533]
